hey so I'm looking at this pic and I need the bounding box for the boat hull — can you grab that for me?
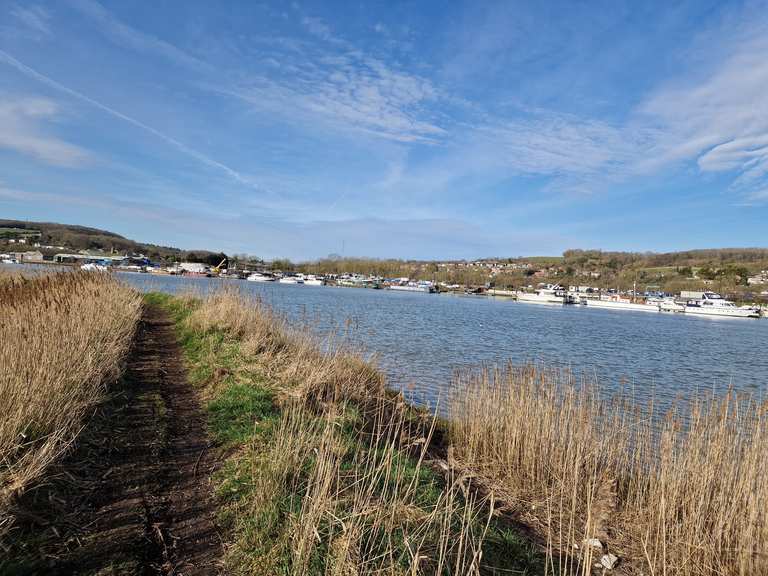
[516,292,565,304]
[585,299,659,312]
[684,306,760,318]
[389,285,433,293]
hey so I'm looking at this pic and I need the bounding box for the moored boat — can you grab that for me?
[516,284,574,304]
[278,275,303,284]
[653,297,686,313]
[584,293,659,312]
[246,272,276,282]
[388,280,435,293]
[685,292,761,318]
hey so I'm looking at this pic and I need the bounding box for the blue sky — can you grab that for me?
[1,0,767,260]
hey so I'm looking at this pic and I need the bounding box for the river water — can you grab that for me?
[119,273,768,408]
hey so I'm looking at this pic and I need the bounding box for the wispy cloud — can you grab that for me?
[67,0,208,71]
[10,4,51,37]
[637,16,768,201]
[0,49,257,188]
[223,64,443,143]
[221,46,444,143]
[0,96,89,166]
[743,187,768,204]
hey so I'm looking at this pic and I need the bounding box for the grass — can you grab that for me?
[153,287,544,575]
[7,278,759,575]
[0,271,141,538]
[159,287,767,575]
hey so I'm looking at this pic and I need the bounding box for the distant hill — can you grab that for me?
[0,220,227,265]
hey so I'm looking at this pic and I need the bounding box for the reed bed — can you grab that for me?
[450,364,768,575]
[174,287,767,574]
[229,395,492,575]
[0,271,141,533]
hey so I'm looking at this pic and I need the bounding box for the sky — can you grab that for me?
[1,0,767,260]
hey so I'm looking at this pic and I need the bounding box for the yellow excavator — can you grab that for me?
[211,257,227,276]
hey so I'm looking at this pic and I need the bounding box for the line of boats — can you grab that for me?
[246,273,438,292]
[245,272,324,285]
[514,285,762,318]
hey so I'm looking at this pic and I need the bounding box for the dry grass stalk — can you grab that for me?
[0,271,141,533]
[262,398,491,576]
[190,288,493,574]
[450,363,768,575]
[187,286,386,404]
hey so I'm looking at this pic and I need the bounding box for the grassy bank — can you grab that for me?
[0,272,141,537]
[156,287,767,576]
[148,289,541,575]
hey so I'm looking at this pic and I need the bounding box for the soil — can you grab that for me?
[2,304,223,575]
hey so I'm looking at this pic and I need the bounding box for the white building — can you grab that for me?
[179,262,208,274]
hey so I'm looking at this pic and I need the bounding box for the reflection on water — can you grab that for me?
[120,273,768,409]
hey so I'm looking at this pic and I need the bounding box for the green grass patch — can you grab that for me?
[208,383,277,444]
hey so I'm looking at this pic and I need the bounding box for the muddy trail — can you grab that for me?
[3,304,222,575]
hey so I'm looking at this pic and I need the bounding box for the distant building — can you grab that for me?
[747,273,767,286]
[54,253,123,264]
[12,251,44,262]
[179,262,208,274]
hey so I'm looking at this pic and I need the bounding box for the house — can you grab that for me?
[12,251,44,262]
[179,262,208,274]
[747,272,767,286]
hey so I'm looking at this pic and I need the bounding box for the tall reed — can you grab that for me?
[450,364,768,575]
[186,288,494,574]
[185,287,385,404]
[0,271,141,534]
[242,397,491,575]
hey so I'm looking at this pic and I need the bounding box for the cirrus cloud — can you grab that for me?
[0,96,90,167]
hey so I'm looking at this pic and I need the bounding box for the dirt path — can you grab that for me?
[4,304,222,575]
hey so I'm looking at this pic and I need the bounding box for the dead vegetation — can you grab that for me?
[163,288,520,575]
[158,287,767,575]
[0,271,141,537]
[450,364,768,575]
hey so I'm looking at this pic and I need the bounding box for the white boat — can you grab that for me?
[246,272,275,282]
[303,275,325,286]
[585,294,659,312]
[516,284,573,304]
[685,292,761,318]
[487,288,517,297]
[389,281,435,293]
[278,276,303,284]
[655,297,686,313]
[81,263,108,272]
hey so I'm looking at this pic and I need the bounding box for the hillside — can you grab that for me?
[0,220,227,265]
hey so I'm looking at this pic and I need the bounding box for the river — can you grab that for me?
[119,273,768,408]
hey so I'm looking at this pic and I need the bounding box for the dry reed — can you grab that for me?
[232,393,491,575]
[185,286,385,404]
[0,271,141,534]
[450,364,768,575]
[187,288,494,574]
[183,287,767,574]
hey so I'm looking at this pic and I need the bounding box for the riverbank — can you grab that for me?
[146,288,768,574]
[3,279,765,574]
[145,289,542,574]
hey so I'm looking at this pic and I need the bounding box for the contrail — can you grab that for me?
[0,49,253,187]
